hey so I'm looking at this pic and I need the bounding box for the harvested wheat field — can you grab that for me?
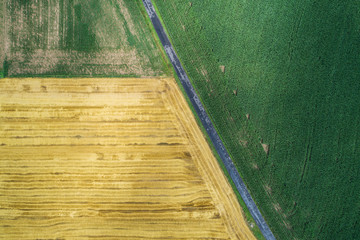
[0,77,254,239]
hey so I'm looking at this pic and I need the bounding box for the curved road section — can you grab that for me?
[142,1,276,239]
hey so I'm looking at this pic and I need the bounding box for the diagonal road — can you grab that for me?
[142,1,276,239]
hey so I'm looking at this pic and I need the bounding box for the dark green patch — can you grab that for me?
[2,57,9,78]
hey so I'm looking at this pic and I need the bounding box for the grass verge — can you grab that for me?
[148,2,265,237]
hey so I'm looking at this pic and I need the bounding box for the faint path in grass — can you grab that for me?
[142,0,276,239]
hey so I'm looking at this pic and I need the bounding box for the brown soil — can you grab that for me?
[261,143,270,155]
[220,65,226,73]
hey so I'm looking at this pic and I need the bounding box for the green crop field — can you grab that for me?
[2,0,169,77]
[152,0,360,239]
[0,0,4,77]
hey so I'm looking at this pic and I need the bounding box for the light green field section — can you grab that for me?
[4,0,169,77]
[0,0,4,77]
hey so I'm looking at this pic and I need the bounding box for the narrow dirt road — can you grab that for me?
[142,1,276,239]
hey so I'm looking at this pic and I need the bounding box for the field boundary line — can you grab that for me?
[142,1,276,239]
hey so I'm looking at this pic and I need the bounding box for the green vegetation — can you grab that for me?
[2,0,170,77]
[172,69,265,240]
[152,0,360,239]
[0,0,4,77]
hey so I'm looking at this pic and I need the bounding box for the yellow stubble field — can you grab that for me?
[0,77,255,239]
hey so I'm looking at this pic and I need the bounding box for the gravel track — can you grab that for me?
[142,1,276,239]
